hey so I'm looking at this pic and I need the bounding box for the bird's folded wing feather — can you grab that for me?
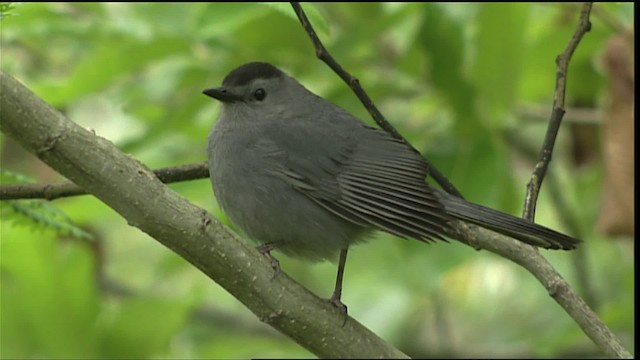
[261,119,452,242]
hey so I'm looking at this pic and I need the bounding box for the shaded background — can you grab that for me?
[0,3,634,358]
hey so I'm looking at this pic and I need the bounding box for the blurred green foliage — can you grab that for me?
[0,3,634,358]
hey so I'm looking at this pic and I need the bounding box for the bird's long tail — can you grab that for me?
[436,191,580,250]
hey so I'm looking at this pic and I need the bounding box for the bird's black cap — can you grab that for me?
[221,62,284,87]
[203,62,285,102]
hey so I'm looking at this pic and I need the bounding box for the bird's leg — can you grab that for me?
[328,247,349,324]
[256,242,281,278]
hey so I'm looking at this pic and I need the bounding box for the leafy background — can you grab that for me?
[0,2,634,358]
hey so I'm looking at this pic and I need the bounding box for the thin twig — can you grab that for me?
[290,2,463,199]
[0,162,209,200]
[523,2,593,221]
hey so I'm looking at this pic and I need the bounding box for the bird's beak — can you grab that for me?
[202,87,243,103]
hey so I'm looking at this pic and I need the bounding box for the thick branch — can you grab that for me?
[523,2,593,220]
[0,71,409,359]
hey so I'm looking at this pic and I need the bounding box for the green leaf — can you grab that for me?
[417,3,479,136]
[196,3,269,38]
[473,3,529,125]
[1,229,99,358]
[2,200,94,240]
[34,37,189,107]
[262,2,330,37]
[99,297,191,358]
[0,169,37,184]
[0,2,16,20]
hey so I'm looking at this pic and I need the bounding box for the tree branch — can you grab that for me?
[0,162,209,200]
[448,223,631,359]
[523,2,593,220]
[290,2,463,199]
[0,71,410,359]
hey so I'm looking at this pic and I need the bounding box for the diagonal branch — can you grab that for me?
[449,222,631,359]
[0,71,410,359]
[523,2,594,220]
[290,2,463,199]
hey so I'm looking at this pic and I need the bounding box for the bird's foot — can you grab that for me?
[256,242,281,279]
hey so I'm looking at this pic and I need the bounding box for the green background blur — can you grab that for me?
[0,3,634,358]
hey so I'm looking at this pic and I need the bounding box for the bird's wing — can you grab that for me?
[262,118,451,242]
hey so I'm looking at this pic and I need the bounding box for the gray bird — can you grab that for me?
[203,61,580,311]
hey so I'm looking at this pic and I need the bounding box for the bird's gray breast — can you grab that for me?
[207,116,364,261]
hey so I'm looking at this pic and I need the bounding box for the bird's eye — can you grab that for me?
[253,88,266,101]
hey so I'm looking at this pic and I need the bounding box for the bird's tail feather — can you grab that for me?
[436,191,580,250]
